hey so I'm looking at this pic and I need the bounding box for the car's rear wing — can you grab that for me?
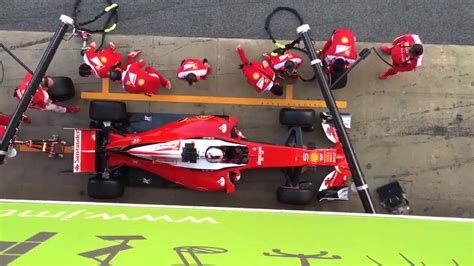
[71,129,97,173]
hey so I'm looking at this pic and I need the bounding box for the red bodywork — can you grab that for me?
[75,115,349,193]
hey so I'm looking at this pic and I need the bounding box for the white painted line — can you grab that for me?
[1,199,472,222]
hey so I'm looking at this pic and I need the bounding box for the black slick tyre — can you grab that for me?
[89,100,127,122]
[88,177,124,199]
[277,185,313,205]
[279,108,316,128]
[48,76,75,102]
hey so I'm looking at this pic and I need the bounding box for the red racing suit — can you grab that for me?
[321,29,357,73]
[83,42,123,78]
[15,73,67,113]
[0,114,29,138]
[381,34,423,78]
[263,51,303,79]
[121,59,170,94]
[237,47,276,93]
[0,114,10,138]
[176,59,211,81]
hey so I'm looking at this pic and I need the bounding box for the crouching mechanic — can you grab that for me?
[262,42,303,79]
[109,57,172,95]
[177,58,211,85]
[236,45,283,97]
[15,73,80,113]
[379,34,424,80]
[78,42,123,79]
[320,29,357,89]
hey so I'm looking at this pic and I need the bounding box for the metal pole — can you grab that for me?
[330,48,371,90]
[296,24,376,213]
[0,15,74,165]
[0,43,34,74]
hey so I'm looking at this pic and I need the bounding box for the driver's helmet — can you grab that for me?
[205,147,224,163]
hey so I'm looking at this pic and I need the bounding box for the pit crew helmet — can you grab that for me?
[205,147,224,163]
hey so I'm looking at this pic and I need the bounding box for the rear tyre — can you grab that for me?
[330,72,347,90]
[48,76,75,102]
[89,100,127,122]
[277,185,313,205]
[88,177,124,199]
[279,108,316,129]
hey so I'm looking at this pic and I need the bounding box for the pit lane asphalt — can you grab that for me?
[0,0,473,45]
[0,31,473,218]
[0,31,367,215]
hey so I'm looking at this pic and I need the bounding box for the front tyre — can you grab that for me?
[277,185,313,205]
[89,100,127,122]
[48,76,75,102]
[279,108,316,131]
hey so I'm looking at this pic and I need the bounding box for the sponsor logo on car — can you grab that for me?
[256,146,264,166]
[73,130,81,172]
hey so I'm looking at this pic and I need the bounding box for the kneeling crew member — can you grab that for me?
[177,58,211,85]
[262,48,303,79]
[109,58,171,95]
[236,45,283,97]
[78,42,123,79]
[320,29,357,89]
[15,73,80,113]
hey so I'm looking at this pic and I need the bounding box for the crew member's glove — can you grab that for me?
[128,49,142,59]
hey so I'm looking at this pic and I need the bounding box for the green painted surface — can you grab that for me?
[0,201,472,265]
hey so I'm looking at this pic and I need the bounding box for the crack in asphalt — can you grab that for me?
[372,157,474,180]
[5,37,51,51]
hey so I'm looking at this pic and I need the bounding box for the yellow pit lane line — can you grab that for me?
[81,79,348,109]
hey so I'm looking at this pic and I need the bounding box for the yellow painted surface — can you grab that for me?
[102,78,110,93]
[81,80,347,109]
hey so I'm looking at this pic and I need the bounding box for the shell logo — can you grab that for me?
[138,79,145,86]
[341,37,349,44]
[345,50,350,56]
[252,72,260,80]
[310,152,319,163]
[100,56,108,63]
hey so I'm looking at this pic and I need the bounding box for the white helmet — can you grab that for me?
[205,147,224,163]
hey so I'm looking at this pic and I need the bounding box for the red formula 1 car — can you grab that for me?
[73,101,351,204]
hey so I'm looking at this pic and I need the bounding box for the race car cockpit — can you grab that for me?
[205,146,248,164]
[181,142,248,165]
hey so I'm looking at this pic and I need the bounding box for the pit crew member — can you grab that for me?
[236,45,283,96]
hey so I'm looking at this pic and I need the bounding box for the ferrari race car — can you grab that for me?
[73,101,352,205]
